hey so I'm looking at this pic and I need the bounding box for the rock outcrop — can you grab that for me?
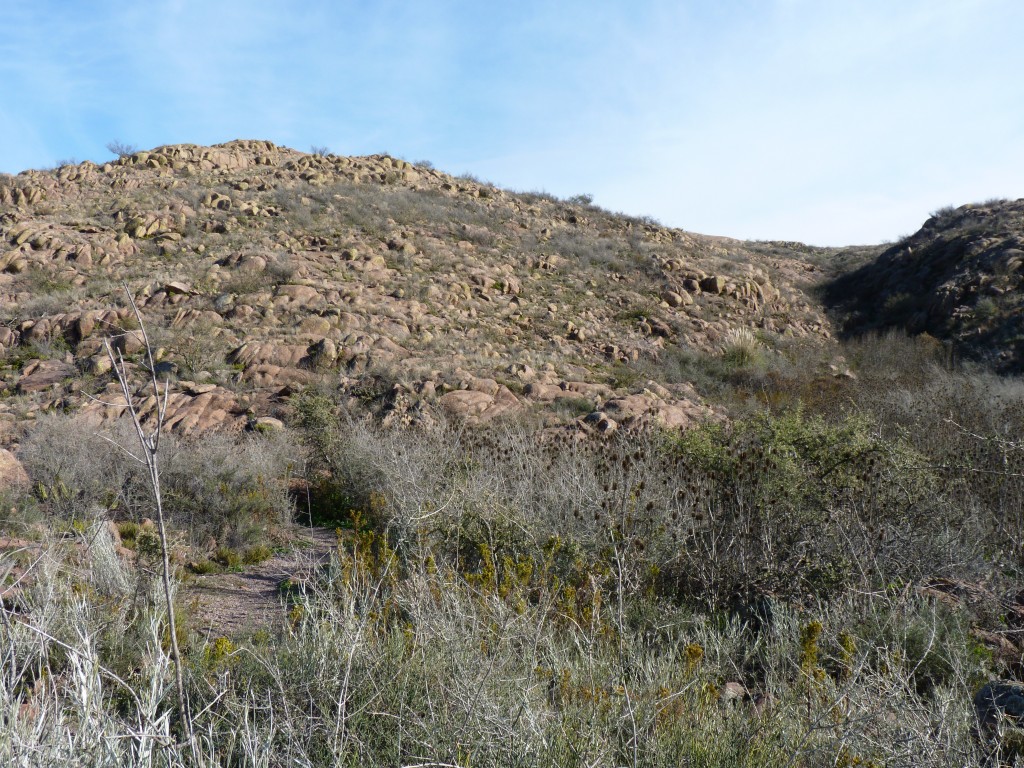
[827,198,1024,372]
[0,139,845,445]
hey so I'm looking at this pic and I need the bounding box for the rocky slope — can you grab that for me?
[0,140,850,445]
[826,198,1024,372]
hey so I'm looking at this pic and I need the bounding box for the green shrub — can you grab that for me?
[187,557,221,575]
[663,407,944,606]
[212,546,241,569]
[242,543,273,565]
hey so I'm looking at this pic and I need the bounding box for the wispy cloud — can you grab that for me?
[1,0,1021,244]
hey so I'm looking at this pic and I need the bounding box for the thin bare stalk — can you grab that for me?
[104,282,194,752]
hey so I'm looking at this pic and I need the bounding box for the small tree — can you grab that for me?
[310,145,330,157]
[106,140,137,158]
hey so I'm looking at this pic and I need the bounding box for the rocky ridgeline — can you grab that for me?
[0,139,838,445]
[827,198,1024,372]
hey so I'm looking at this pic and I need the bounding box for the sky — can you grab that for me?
[1,1,1022,246]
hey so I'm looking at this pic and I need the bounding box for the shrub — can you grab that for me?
[660,407,948,606]
[18,413,299,550]
[720,327,764,369]
[3,404,1004,767]
[159,429,298,549]
[105,140,137,159]
[17,415,150,521]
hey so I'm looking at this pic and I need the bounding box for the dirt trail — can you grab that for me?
[186,526,337,638]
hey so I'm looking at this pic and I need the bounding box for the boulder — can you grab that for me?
[524,383,563,401]
[306,337,338,367]
[252,416,285,432]
[164,281,193,296]
[439,385,519,422]
[299,316,332,336]
[275,284,322,305]
[602,393,701,431]
[16,360,75,394]
[974,680,1024,759]
[83,354,113,375]
[975,680,1024,732]
[700,275,727,294]
[661,290,692,308]
[439,389,493,417]
[0,449,30,491]
[229,342,309,369]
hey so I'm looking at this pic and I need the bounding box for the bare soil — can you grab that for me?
[186,526,337,638]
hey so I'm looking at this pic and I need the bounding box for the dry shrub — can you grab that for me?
[17,413,299,548]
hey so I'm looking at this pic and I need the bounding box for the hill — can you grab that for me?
[0,140,842,445]
[5,142,1024,766]
[825,198,1024,371]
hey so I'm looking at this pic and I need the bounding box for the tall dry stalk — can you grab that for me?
[103,282,193,749]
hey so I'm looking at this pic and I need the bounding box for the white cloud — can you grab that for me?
[0,0,1021,243]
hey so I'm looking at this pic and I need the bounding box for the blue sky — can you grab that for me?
[1,1,1022,245]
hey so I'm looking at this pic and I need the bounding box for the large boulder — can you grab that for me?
[602,392,704,431]
[439,385,520,423]
[16,360,76,394]
[0,449,30,492]
[974,680,1024,759]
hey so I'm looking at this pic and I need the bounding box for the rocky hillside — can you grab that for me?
[825,198,1024,372]
[0,140,854,446]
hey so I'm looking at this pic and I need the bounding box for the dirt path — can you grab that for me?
[186,526,337,638]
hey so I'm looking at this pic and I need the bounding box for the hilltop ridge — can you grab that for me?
[0,139,845,444]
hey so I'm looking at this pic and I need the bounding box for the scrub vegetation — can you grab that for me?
[2,143,1024,765]
[4,333,1024,766]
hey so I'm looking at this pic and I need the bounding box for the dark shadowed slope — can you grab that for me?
[824,198,1024,372]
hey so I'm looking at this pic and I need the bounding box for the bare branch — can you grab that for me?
[102,283,195,752]
[94,431,145,466]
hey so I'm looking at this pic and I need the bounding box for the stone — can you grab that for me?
[700,275,727,294]
[439,385,519,422]
[276,284,321,304]
[75,313,96,340]
[6,256,27,274]
[649,318,672,337]
[661,290,691,307]
[524,383,563,401]
[975,680,1024,732]
[164,281,193,296]
[299,316,332,336]
[184,382,218,395]
[115,330,145,355]
[307,337,338,366]
[0,449,30,491]
[153,360,179,377]
[601,393,700,431]
[229,342,309,369]
[583,410,617,433]
[253,416,285,432]
[562,381,612,401]
[440,389,494,417]
[719,682,748,704]
[84,354,112,375]
[213,294,235,312]
[466,377,500,396]
[16,360,75,394]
